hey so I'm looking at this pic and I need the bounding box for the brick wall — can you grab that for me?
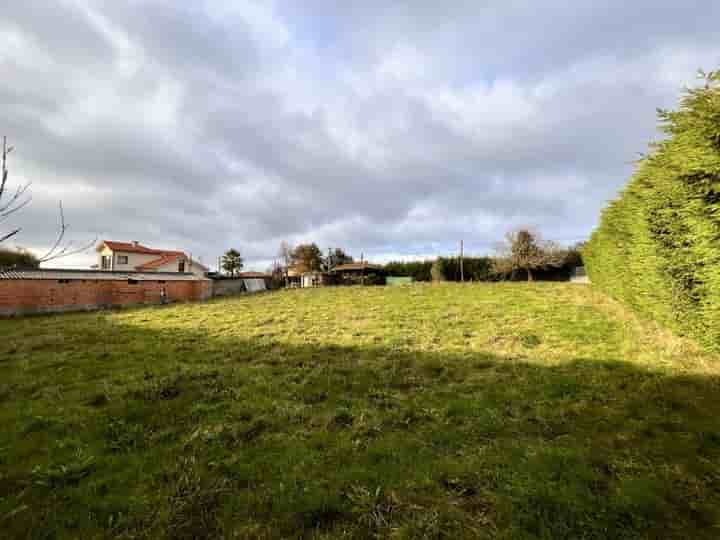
[0,278,212,316]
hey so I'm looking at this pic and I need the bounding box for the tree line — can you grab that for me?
[218,230,583,283]
[385,230,583,282]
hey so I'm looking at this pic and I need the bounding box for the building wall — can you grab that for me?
[98,247,162,271]
[0,278,212,316]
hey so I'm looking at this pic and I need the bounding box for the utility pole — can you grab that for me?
[360,252,365,286]
[460,239,464,282]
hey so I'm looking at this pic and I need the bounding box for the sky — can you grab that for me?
[2,1,719,271]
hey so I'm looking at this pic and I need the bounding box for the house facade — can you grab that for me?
[96,241,208,277]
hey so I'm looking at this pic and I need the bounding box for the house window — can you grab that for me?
[117,255,129,264]
[101,255,111,270]
[178,260,185,272]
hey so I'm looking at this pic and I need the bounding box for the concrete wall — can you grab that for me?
[212,278,246,297]
[211,278,269,297]
[0,277,211,316]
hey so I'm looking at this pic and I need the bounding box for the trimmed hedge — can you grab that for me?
[585,72,720,351]
[383,260,434,282]
[384,257,493,282]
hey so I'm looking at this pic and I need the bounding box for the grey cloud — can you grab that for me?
[2,1,718,269]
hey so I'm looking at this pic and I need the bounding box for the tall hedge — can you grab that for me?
[585,72,720,351]
[384,257,493,282]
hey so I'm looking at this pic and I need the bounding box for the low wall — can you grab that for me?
[211,277,269,297]
[212,279,246,297]
[0,274,211,316]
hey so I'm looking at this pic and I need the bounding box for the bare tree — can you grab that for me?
[278,240,293,286]
[279,240,293,269]
[493,228,566,281]
[37,201,97,264]
[0,136,95,263]
[0,136,31,243]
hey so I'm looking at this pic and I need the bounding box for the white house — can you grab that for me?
[96,241,208,277]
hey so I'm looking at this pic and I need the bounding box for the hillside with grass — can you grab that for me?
[2,284,720,539]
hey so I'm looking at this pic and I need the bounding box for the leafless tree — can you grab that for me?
[278,240,293,269]
[37,201,96,264]
[278,240,293,285]
[0,136,31,243]
[0,136,95,263]
[493,228,566,281]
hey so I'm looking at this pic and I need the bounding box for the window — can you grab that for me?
[127,279,138,285]
[178,261,185,272]
[117,255,128,264]
[101,255,111,270]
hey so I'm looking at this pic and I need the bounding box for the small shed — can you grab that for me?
[301,271,328,288]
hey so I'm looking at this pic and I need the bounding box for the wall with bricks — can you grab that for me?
[0,278,212,316]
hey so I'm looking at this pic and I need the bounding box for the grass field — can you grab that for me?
[2,283,720,539]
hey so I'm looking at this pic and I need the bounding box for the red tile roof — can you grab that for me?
[135,254,184,270]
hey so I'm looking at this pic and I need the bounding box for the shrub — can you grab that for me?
[585,70,720,351]
[385,257,492,282]
[383,260,434,281]
[0,247,39,269]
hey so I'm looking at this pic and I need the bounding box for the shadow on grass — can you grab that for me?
[1,315,720,539]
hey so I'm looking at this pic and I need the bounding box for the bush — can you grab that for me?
[585,71,720,351]
[385,257,493,282]
[383,261,434,281]
[0,247,39,269]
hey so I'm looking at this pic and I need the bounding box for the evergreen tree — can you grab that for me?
[221,248,244,276]
[585,70,720,350]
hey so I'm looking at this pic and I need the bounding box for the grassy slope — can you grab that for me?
[1,283,720,539]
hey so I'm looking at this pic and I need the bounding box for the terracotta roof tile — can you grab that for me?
[135,254,183,270]
[333,262,383,272]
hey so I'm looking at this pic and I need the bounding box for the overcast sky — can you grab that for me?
[2,1,719,270]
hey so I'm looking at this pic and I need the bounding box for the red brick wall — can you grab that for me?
[0,279,212,316]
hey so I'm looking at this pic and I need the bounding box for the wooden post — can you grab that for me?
[361,252,365,286]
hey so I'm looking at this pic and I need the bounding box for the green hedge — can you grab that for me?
[383,260,434,282]
[585,72,720,351]
[0,247,39,269]
[384,257,493,282]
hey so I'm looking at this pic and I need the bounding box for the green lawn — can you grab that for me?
[1,283,720,539]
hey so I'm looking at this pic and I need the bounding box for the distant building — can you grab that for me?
[96,241,208,277]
